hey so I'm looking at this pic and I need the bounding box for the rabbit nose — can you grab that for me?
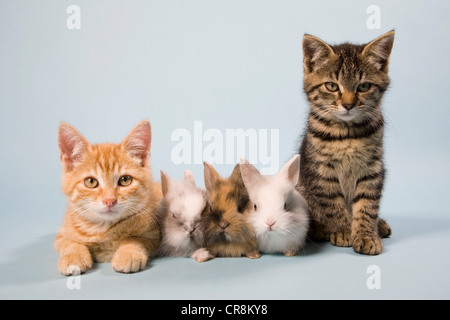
[266,220,276,230]
[184,226,195,233]
[219,221,230,230]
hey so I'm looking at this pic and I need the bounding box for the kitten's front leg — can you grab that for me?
[112,238,150,273]
[351,178,384,255]
[55,234,93,276]
[310,192,352,247]
[302,167,352,246]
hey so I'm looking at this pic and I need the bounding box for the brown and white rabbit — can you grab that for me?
[240,155,309,256]
[156,170,213,262]
[202,162,260,259]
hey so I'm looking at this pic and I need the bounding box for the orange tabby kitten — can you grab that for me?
[55,120,162,275]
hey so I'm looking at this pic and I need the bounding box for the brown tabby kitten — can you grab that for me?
[298,31,395,255]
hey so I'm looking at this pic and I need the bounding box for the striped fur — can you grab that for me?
[55,120,162,275]
[298,31,395,255]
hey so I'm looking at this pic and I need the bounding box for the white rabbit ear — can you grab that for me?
[160,170,173,197]
[184,170,196,186]
[278,154,300,188]
[240,162,262,193]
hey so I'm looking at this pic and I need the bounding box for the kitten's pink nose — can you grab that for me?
[103,198,117,208]
[342,103,355,111]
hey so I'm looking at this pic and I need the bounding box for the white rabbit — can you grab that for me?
[156,170,213,263]
[240,155,309,256]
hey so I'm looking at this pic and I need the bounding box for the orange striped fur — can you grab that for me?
[55,120,162,275]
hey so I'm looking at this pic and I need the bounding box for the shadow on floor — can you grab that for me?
[1,214,448,285]
[0,234,61,285]
[382,214,450,244]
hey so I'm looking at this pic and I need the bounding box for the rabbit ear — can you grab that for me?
[204,162,221,192]
[160,170,173,197]
[278,154,300,188]
[184,170,196,186]
[240,162,262,194]
[239,157,250,165]
[230,163,242,181]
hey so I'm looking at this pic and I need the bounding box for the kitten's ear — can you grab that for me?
[58,122,90,172]
[184,170,196,186]
[362,30,395,72]
[240,162,262,195]
[303,34,335,73]
[160,170,171,197]
[278,154,300,188]
[203,162,221,192]
[122,120,152,167]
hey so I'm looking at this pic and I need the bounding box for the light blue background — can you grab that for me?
[1,0,449,299]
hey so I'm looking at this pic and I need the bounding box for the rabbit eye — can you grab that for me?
[284,202,287,211]
[202,204,211,216]
[237,194,250,213]
[253,204,257,211]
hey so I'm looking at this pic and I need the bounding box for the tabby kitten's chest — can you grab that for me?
[310,121,384,210]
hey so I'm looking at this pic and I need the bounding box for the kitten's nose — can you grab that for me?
[342,103,355,111]
[341,92,355,110]
[103,198,117,208]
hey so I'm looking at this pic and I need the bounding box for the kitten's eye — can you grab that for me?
[253,204,257,211]
[118,175,132,187]
[84,177,98,188]
[357,83,371,92]
[325,82,339,92]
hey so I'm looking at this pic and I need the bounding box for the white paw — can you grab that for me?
[191,248,213,263]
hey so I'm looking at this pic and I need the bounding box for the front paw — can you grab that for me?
[352,233,383,255]
[330,230,352,247]
[284,250,299,257]
[112,246,148,273]
[192,248,214,263]
[246,250,261,259]
[58,253,93,276]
